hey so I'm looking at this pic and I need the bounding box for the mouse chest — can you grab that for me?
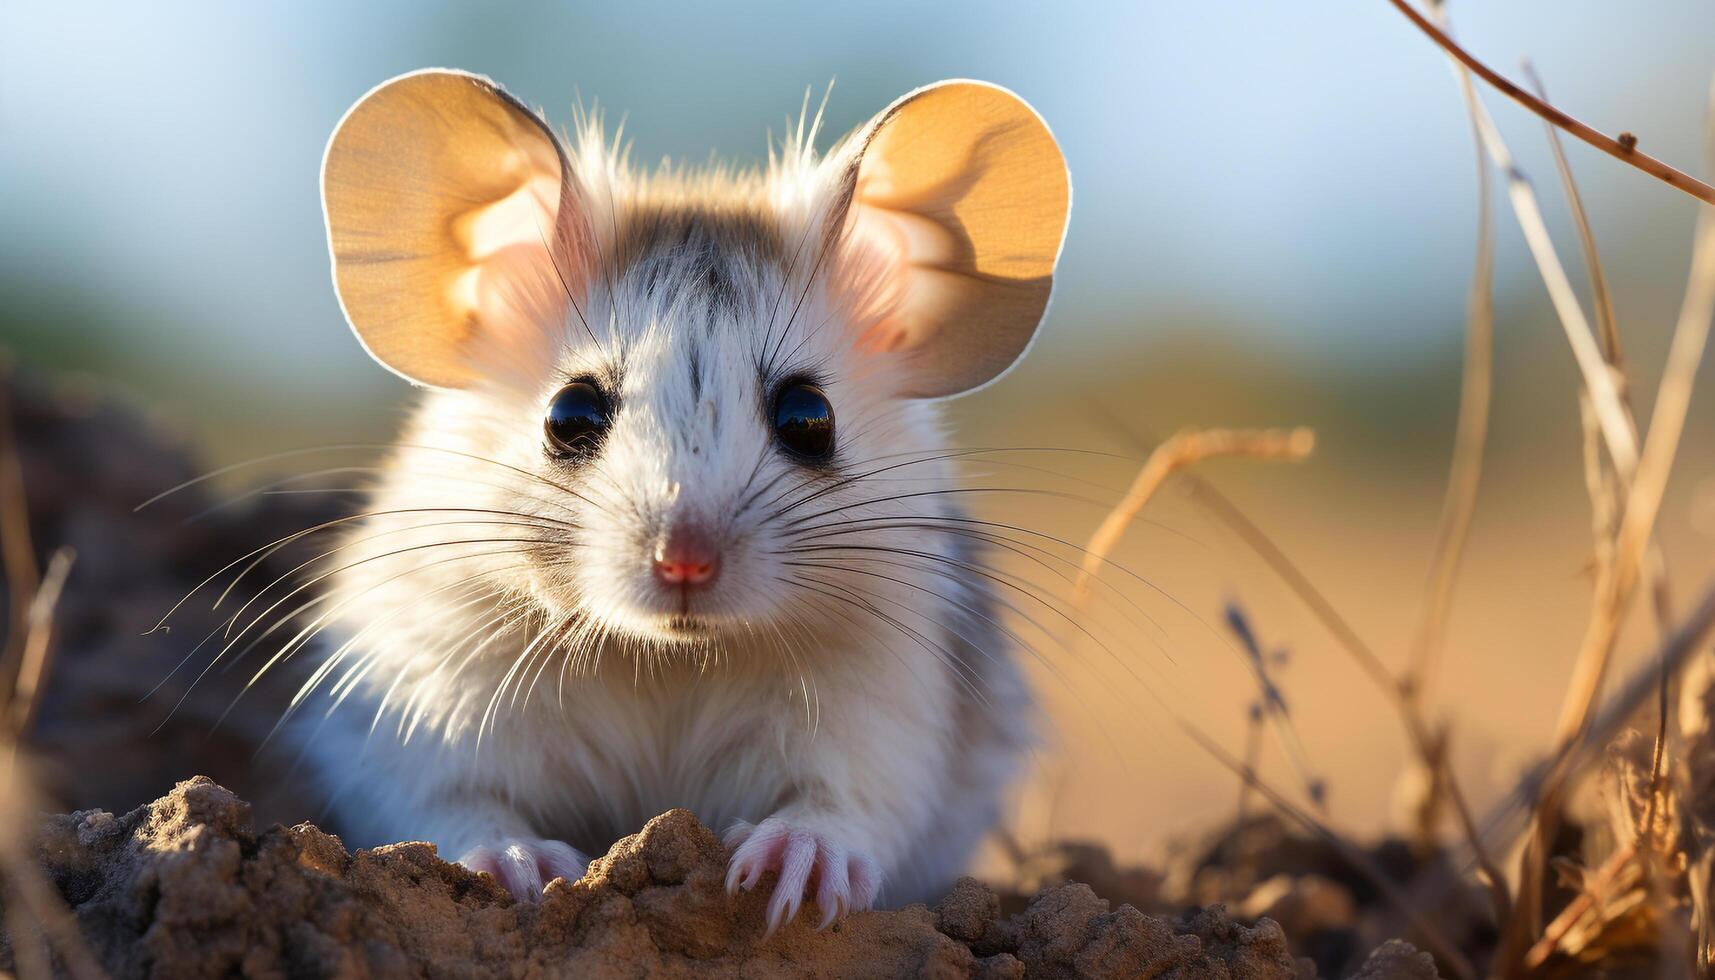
[537,672,798,833]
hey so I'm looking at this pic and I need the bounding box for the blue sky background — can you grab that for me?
[5,1,1712,425]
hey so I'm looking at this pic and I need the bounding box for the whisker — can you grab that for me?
[787,516,1171,643]
[149,506,574,636]
[783,557,1070,696]
[135,442,614,516]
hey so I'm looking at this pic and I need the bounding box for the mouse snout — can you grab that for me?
[651,523,720,588]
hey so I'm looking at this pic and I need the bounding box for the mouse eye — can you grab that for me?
[772,382,835,461]
[545,381,611,459]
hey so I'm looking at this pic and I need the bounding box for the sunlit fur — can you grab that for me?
[297,107,1032,908]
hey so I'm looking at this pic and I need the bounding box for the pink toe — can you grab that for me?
[498,841,546,901]
[814,840,850,929]
[535,840,586,887]
[458,845,502,878]
[727,819,791,894]
[847,855,881,911]
[765,832,817,934]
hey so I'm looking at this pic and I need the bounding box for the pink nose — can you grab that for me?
[652,526,720,587]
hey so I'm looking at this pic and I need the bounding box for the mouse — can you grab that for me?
[298,68,1070,931]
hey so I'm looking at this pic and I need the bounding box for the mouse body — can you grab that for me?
[300,69,1069,928]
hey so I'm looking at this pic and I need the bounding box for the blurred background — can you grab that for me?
[4,1,1715,869]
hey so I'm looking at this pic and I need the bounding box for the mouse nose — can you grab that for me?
[652,524,720,587]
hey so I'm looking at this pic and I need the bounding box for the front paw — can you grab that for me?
[457,837,587,902]
[724,817,881,934]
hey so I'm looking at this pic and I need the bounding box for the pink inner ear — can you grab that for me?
[848,203,962,356]
[459,173,564,262]
[463,242,573,365]
[446,172,577,364]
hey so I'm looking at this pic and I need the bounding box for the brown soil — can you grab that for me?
[4,777,1442,979]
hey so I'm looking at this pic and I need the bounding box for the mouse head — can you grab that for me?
[322,70,1068,650]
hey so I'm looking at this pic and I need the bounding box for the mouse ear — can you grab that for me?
[322,70,587,388]
[839,80,1070,399]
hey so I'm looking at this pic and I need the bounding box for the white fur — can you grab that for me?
[296,112,1033,913]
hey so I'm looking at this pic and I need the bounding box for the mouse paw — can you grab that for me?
[457,837,587,902]
[723,817,881,934]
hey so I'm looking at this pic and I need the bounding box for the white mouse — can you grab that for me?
[297,68,1070,931]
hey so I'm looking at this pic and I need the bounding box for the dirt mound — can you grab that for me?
[2,777,1442,979]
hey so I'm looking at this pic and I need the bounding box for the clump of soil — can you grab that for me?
[2,777,1441,979]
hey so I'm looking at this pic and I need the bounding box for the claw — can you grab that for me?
[725,817,879,934]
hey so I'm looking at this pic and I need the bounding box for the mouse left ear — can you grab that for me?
[836,81,1070,399]
[322,69,589,389]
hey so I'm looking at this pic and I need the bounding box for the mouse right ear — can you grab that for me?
[322,70,589,388]
[832,81,1070,400]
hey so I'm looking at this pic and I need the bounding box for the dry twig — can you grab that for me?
[1388,0,1715,206]
[1071,427,1313,605]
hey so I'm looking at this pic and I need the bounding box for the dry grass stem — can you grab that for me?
[1071,427,1313,606]
[0,373,39,694]
[5,549,72,741]
[1466,95,1638,476]
[1484,569,1715,949]
[1542,78,1715,822]
[1520,65,1682,831]
[1521,842,1640,970]
[1485,571,1715,834]
[1404,38,1494,710]
[0,389,103,980]
[1389,0,1715,206]
[1225,604,1326,812]
[1182,477,1396,697]
[1521,61,1623,363]
[1479,67,1715,977]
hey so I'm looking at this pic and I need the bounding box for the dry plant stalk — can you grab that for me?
[1402,30,1494,712]
[1520,62,1622,363]
[1389,0,1715,207]
[1071,427,1314,605]
[1523,843,1644,970]
[1174,17,1714,967]
[0,378,103,980]
[0,372,38,702]
[1509,80,1715,964]
[1405,4,1715,963]
[1463,84,1639,476]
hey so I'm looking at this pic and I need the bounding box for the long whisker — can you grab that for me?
[783,572,983,706]
[763,446,1107,519]
[786,545,1174,702]
[783,557,1072,696]
[786,510,1214,637]
[149,506,574,636]
[135,442,612,515]
[783,486,1090,531]
[211,513,568,623]
[166,539,556,724]
[788,516,1171,642]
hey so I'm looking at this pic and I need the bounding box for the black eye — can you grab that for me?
[772,382,835,461]
[545,381,610,459]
